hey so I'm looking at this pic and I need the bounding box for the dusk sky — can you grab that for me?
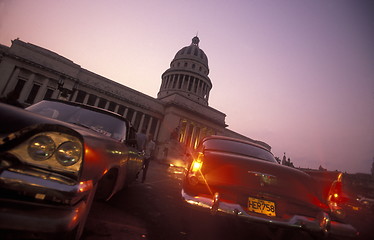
[1,0,373,174]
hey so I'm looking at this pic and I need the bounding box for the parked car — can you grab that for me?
[0,99,144,239]
[181,135,358,238]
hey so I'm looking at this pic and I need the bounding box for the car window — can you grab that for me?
[203,138,276,163]
[27,101,127,141]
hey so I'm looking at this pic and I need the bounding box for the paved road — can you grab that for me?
[82,160,372,240]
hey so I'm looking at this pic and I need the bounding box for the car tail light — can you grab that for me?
[187,152,204,186]
[191,155,203,173]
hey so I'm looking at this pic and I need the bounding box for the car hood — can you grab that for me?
[0,103,111,141]
[0,103,126,183]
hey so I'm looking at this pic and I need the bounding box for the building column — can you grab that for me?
[163,76,168,89]
[83,93,89,104]
[154,119,160,140]
[165,76,169,89]
[187,76,192,91]
[203,83,207,99]
[190,125,198,149]
[94,97,100,107]
[131,111,137,126]
[181,75,186,90]
[176,75,180,89]
[147,117,153,138]
[70,89,78,102]
[104,101,110,110]
[193,126,201,149]
[197,80,202,96]
[138,113,146,132]
[18,73,35,103]
[123,108,129,117]
[169,75,175,88]
[1,67,20,95]
[184,122,193,147]
[52,88,59,99]
[34,77,49,103]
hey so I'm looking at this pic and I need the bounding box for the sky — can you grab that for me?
[1,0,373,174]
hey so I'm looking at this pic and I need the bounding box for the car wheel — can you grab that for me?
[95,168,118,201]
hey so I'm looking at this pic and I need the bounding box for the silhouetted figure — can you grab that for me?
[319,165,327,171]
[141,134,155,183]
[170,127,179,140]
[0,90,23,108]
[136,128,147,151]
[282,153,287,165]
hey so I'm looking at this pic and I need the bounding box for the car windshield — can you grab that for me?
[26,100,127,141]
[202,138,277,163]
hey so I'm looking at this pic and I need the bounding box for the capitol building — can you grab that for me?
[0,37,270,160]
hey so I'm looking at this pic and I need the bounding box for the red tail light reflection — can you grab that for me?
[328,173,346,204]
[78,180,93,193]
[327,173,348,218]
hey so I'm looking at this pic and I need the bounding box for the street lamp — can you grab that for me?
[58,76,78,101]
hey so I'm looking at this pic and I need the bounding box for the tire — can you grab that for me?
[95,169,118,201]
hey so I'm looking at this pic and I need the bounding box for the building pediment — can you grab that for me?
[161,93,227,127]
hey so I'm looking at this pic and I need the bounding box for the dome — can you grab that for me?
[173,36,209,69]
[157,36,212,106]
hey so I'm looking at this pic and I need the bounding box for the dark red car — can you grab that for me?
[0,100,143,239]
[181,135,358,238]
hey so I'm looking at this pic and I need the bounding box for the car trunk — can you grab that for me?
[198,151,329,220]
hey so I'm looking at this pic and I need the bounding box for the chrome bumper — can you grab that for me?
[0,168,88,233]
[182,189,358,238]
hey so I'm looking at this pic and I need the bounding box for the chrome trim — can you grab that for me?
[247,171,276,179]
[0,169,80,193]
[0,197,86,232]
[247,171,277,186]
[0,167,89,206]
[211,192,220,214]
[181,189,358,238]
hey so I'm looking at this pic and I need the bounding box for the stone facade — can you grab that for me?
[0,37,270,161]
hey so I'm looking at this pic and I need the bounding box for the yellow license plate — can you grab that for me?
[248,197,276,217]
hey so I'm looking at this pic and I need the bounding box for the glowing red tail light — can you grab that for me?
[190,152,204,173]
[187,152,204,186]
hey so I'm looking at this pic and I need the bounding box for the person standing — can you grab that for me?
[142,134,155,183]
[136,128,147,152]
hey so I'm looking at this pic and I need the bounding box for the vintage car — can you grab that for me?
[181,135,358,238]
[0,99,143,239]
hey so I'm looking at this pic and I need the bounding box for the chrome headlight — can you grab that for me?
[56,141,82,166]
[28,135,56,160]
[9,131,83,176]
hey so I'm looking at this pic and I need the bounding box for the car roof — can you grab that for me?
[202,135,272,153]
